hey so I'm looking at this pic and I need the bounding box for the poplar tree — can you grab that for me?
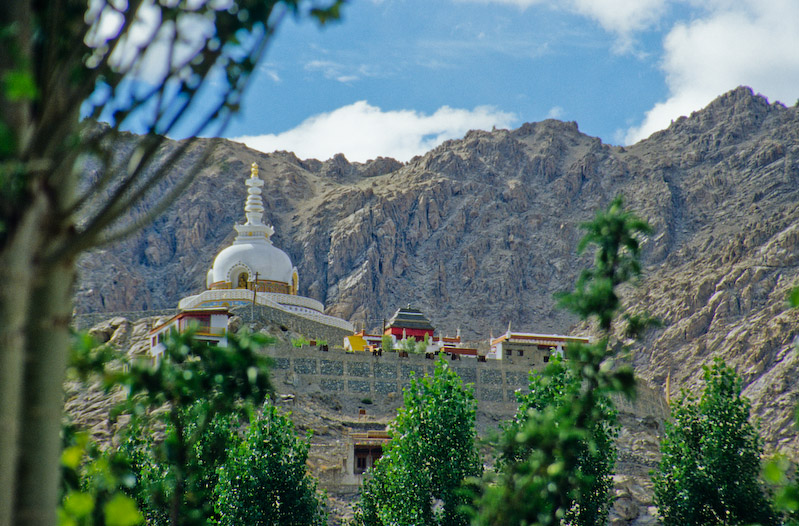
[215,404,327,526]
[498,356,618,525]
[654,359,779,526]
[352,357,482,526]
[67,329,275,526]
[472,196,651,525]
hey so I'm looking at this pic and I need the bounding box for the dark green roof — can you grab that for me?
[387,305,435,331]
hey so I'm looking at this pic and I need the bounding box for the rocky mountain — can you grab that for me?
[76,86,799,454]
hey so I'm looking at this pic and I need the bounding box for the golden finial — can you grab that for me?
[250,162,259,179]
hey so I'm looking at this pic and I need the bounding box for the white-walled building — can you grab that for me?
[149,309,230,360]
[487,330,590,365]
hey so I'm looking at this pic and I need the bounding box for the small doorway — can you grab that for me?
[354,445,383,474]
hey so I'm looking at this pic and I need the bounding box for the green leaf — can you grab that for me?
[57,508,78,526]
[61,445,84,470]
[788,286,799,308]
[62,491,95,518]
[0,121,15,156]
[776,486,799,512]
[310,1,344,25]
[103,494,143,526]
[3,70,39,101]
[764,459,784,484]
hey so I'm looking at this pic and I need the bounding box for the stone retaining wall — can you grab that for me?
[72,309,179,331]
[72,306,669,421]
[264,344,669,420]
[233,304,352,344]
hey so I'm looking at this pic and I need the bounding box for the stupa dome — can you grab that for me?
[205,163,298,294]
[209,240,294,286]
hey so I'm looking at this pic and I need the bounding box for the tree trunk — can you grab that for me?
[15,254,75,526]
[0,0,36,521]
[0,198,46,526]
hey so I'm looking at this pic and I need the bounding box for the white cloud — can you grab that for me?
[625,0,799,144]
[455,0,668,51]
[264,69,281,82]
[571,0,666,34]
[571,0,667,52]
[546,106,564,119]
[304,59,377,83]
[232,101,517,162]
[85,0,216,83]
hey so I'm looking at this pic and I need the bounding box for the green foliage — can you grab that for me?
[59,426,142,526]
[120,406,242,526]
[399,335,430,354]
[398,337,425,354]
[352,357,482,526]
[788,286,799,309]
[653,359,778,526]
[380,334,394,352]
[124,330,273,526]
[417,337,430,354]
[765,454,799,524]
[116,329,275,418]
[70,329,275,526]
[215,403,327,526]
[765,287,799,523]
[557,195,653,332]
[498,356,618,525]
[472,196,648,525]
[292,336,311,347]
[2,69,39,101]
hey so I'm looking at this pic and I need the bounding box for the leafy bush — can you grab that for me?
[654,359,779,526]
[471,196,649,525]
[215,404,327,526]
[353,357,481,526]
[70,329,275,526]
[498,356,618,525]
[59,426,143,526]
[292,336,311,348]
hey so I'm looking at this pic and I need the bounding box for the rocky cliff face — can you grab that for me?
[77,87,799,454]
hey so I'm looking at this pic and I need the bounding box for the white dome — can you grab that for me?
[210,240,294,285]
[204,162,298,292]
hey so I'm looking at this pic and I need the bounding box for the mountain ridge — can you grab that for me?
[77,86,799,453]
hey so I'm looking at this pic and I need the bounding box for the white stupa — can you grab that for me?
[203,162,298,294]
[177,163,353,332]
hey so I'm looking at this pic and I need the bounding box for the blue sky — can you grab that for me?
[193,0,799,162]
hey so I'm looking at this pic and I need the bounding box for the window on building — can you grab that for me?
[543,355,550,363]
[518,350,524,357]
[354,445,384,475]
[505,348,512,357]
